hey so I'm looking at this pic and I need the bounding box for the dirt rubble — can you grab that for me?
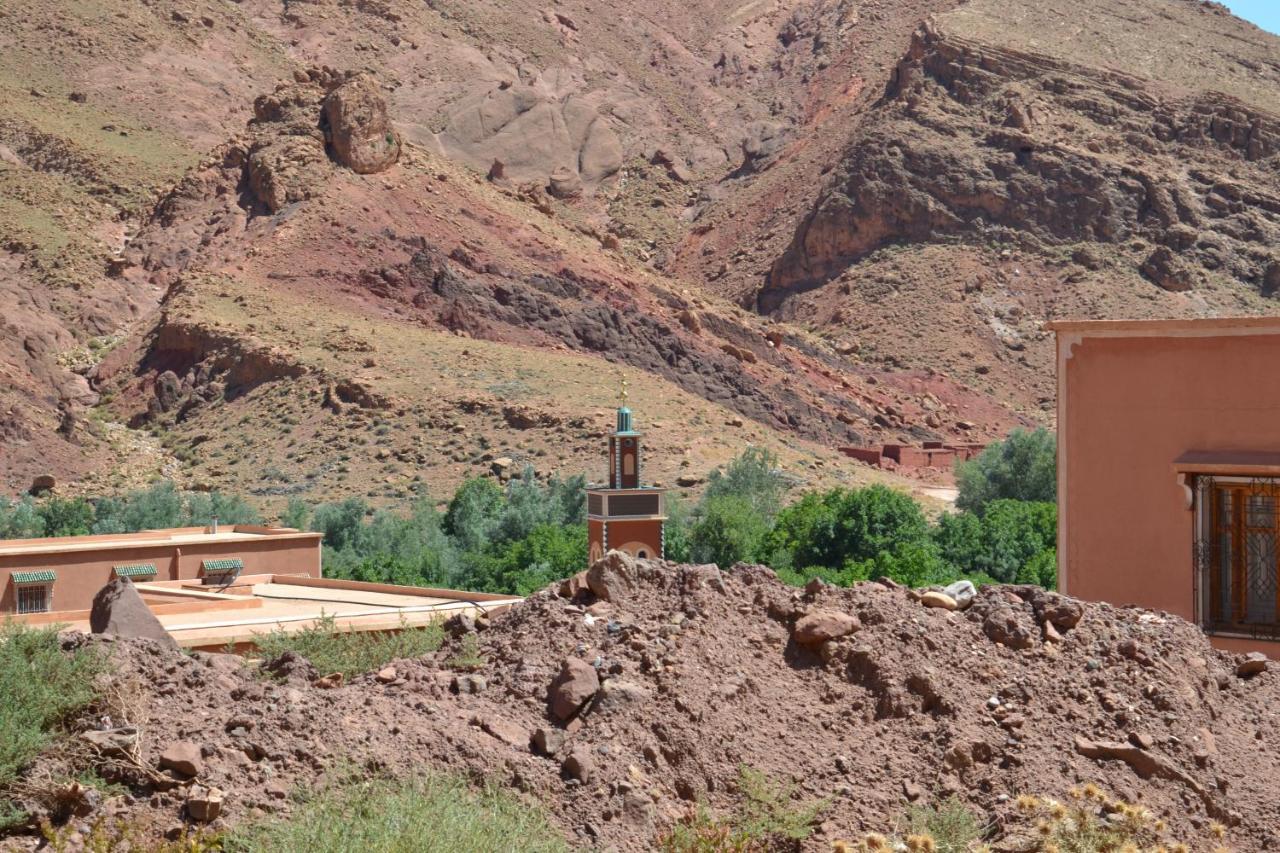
[7,554,1280,850]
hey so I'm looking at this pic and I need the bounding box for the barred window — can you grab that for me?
[17,585,50,614]
[1195,476,1280,637]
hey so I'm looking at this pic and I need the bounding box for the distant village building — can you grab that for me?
[839,441,987,472]
[586,389,667,564]
[1,524,519,649]
[1050,317,1280,654]
[1,526,321,614]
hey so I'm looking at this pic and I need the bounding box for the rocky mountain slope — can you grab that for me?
[7,557,1280,849]
[0,0,1277,506]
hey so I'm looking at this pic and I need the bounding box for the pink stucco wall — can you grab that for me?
[1057,322,1280,655]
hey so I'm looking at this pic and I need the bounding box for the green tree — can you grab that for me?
[662,492,692,563]
[934,500,1056,584]
[0,497,43,539]
[311,497,370,553]
[703,447,786,519]
[91,481,190,533]
[37,497,95,537]
[444,478,504,552]
[281,497,311,531]
[689,494,770,567]
[784,485,932,572]
[955,427,1056,514]
[186,491,261,526]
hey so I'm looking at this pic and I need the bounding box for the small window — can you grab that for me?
[17,585,50,614]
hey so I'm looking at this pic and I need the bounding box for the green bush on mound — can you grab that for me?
[225,773,568,853]
[0,623,105,829]
[254,615,443,679]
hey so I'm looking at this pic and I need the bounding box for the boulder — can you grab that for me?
[548,658,599,720]
[322,74,401,174]
[982,607,1036,650]
[89,578,176,647]
[919,591,958,611]
[532,727,565,756]
[561,748,594,782]
[586,550,639,602]
[1029,589,1084,630]
[1237,651,1268,677]
[185,784,223,822]
[593,678,652,714]
[547,167,583,199]
[1140,246,1194,292]
[792,609,860,645]
[159,741,204,777]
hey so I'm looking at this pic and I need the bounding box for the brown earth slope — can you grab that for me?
[0,0,1277,503]
[7,557,1280,849]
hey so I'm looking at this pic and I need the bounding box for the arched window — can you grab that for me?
[637,550,648,558]
[623,453,635,476]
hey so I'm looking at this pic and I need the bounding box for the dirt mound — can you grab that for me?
[9,557,1280,849]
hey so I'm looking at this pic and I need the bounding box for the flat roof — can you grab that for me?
[0,526,321,558]
[1044,316,1280,335]
[45,574,522,649]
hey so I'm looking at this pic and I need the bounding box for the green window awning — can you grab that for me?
[202,558,243,574]
[11,570,56,585]
[114,564,157,579]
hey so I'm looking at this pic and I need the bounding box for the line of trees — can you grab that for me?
[0,428,1057,595]
[675,430,1057,589]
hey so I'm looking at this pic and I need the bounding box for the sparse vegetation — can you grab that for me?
[255,615,443,679]
[659,766,828,852]
[838,787,1233,853]
[1,623,106,829]
[224,772,568,853]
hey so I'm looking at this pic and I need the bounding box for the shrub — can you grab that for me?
[703,448,786,520]
[255,615,443,679]
[225,772,567,853]
[443,478,505,552]
[767,485,932,575]
[1,623,105,826]
[689,495,771,568]
[936,501,1056,584]
[955,428,1056,514]
[659,767,827,853]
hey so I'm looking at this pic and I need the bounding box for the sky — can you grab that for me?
[1221,0,1280,35]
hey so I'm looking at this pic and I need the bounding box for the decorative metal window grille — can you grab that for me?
[1193,475,1280,639]
[17,585,50,614]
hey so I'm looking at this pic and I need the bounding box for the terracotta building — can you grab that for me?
[1,525,321,615]
[586,393,667,564]
[1051,317,1280,654]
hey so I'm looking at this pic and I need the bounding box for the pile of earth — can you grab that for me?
[6,554,1280,851]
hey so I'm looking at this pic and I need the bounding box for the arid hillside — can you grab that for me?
[0,0,1276,507]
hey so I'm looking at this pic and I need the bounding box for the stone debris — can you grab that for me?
[548,657,600,720]
[20,557,1280,850]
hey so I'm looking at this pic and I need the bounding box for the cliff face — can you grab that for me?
[761,21,1280,310]
[1,0,1279,501]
